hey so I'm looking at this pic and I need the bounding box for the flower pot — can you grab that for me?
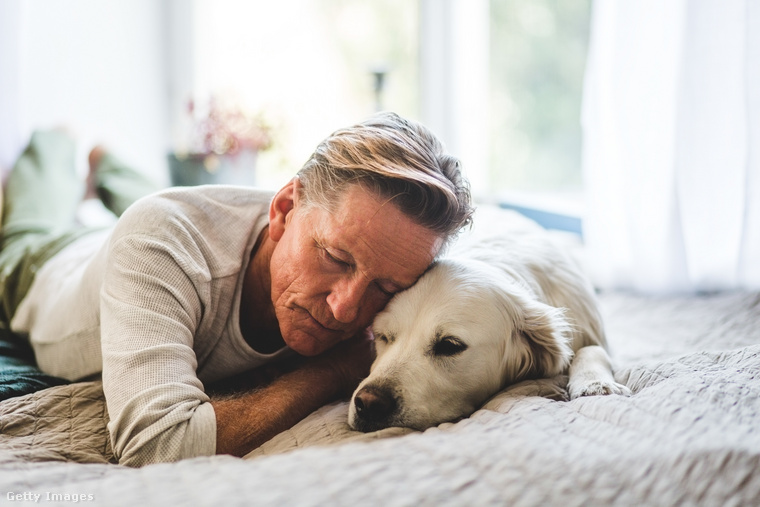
[168,149,258,187]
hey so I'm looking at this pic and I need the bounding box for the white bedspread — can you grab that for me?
[1,290,759,506]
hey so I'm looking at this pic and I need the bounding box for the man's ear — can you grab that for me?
[269,177,300,241]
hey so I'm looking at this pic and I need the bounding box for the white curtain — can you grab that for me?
[582,0,760,294]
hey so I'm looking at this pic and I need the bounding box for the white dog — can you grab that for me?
[348,208,630,432]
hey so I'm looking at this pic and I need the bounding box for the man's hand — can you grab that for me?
[211,330,375,457]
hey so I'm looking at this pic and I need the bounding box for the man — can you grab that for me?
[0,112,473,467]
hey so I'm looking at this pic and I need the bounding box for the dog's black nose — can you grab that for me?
[354,385,396,422]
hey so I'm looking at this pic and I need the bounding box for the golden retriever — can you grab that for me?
[349,209,630,432]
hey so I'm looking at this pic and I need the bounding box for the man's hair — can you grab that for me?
[296,112,474,244]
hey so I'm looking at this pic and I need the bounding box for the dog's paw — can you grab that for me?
[568,379,631,400]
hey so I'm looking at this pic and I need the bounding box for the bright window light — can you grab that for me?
[488,0,591,202]
[179,0,419,190]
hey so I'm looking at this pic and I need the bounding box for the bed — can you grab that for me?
[1,249,759,505]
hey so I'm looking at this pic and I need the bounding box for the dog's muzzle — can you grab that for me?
[351,384,398,432]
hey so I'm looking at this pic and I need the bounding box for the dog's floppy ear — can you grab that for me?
[503,295,574,384]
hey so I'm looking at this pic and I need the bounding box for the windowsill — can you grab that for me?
[477,190,584,236]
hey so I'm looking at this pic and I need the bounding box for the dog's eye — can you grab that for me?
[374,333,388,344]
[433,336,468,357]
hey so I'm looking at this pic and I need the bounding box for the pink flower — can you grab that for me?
[187,96,273,156]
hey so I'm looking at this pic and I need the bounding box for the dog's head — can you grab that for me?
[348,258,574,432]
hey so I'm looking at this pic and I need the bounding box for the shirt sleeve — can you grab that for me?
[100,229,217,467]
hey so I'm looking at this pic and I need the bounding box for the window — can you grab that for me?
[489,0,591,197]
[418,0,591,227]
[488,0,591,230]
[173,0,420,190]
[173,0,592,226]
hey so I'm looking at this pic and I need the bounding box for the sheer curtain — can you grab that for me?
[582,0,760,294]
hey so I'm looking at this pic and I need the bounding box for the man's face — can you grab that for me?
[268,180,443,356]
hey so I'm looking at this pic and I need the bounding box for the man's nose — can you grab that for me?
[326,276,367,323]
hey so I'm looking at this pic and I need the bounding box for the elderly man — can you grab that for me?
[0,112,473,466]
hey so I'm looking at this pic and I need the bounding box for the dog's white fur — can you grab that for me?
[348,209,630,432]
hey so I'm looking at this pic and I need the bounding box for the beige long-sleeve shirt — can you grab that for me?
[11,185,290,466]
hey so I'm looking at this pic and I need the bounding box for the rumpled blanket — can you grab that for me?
[1,290,759,506]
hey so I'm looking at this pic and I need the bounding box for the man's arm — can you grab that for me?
[101,220,222,468]
[212,331,374,457]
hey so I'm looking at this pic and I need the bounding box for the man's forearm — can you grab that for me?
[212,331,375,457]
[211,362,343,457]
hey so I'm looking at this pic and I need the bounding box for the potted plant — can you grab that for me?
[168,96,273,187]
